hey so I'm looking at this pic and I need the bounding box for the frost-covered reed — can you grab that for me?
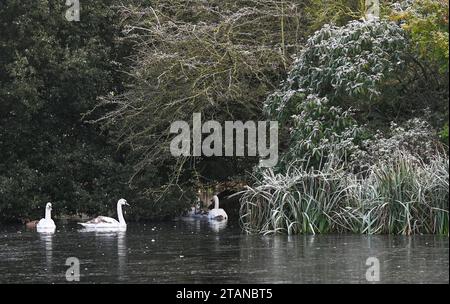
[239,152,449,235]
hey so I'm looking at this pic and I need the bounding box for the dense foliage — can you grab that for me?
[265,20,414,170]
[0,0,134,222]
[0,0,448,229]
[240,2,449,235]
[391,0,449,73]
[91,0,311,207]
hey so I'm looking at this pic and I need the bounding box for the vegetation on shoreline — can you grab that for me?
[240,151,448,235]
[0,0,448,231]
[0,0,137,222]
[240,1,449,235]
[89,0,311,207]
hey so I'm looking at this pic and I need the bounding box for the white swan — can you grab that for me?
[36,202,56,233]
[79,199,129,230]
[208,195,228,221]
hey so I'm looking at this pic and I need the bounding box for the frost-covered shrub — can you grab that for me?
[265,20,409,120]
[352,118,443,171]
[265,20,410,170]
[279,94,361,170]
[242,12,449,236]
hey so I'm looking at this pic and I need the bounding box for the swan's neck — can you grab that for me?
[117,204,126,225]
[213,197,219,209]
[45,208,51,221]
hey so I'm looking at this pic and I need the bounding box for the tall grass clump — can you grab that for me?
[239,160,351,235]
[240,152,449,235]
[345,152,449,235]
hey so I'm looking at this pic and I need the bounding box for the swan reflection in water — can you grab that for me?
[38,231,54,273]
[78,228,127,280]
[208,220,227,233]
[179,217,228,233]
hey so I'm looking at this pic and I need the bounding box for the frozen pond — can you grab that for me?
[0,220,448,283]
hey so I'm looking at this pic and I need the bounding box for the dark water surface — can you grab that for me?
[0,220,448,283]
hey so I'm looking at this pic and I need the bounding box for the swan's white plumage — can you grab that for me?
[36,203,56,233]
[79,199,129,230]
[85,216,119,225]
[208,196,228,221]
[208,208,228,221]
[37,218,56,228]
